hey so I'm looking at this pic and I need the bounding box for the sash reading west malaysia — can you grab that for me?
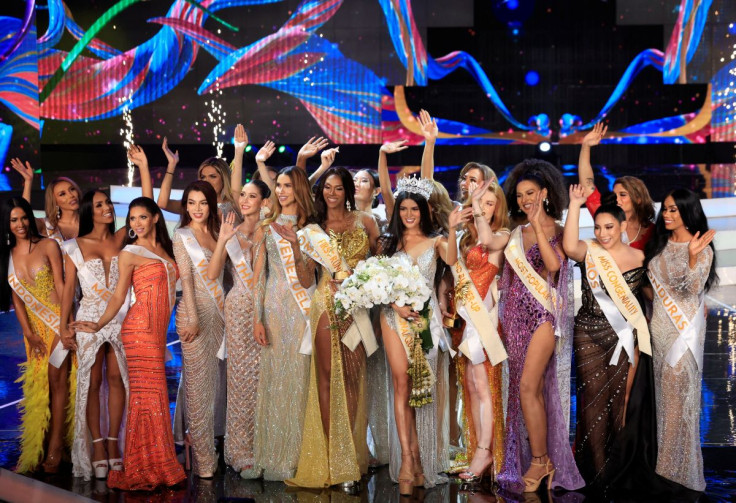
[123,244,177,362]
[177,228,227,360]
[8,255,66,368]
[451,233,508,366]
[271,224,315,354]
[62,239,131,326]
[584,240,651,364]
[648,269,705,370]
[297,224,377,356]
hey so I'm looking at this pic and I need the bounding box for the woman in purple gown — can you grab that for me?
[497,159,584,494]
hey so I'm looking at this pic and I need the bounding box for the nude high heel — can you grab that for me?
[523,453,555,493]
[398,454,414,497]
[411,451,425,487]
[91,438,109,479]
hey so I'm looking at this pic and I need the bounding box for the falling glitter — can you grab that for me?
[118,93,135,187]
[207,83,226,158]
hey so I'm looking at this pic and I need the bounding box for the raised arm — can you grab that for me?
[529,190,563,273]
[378,140,408,217]
[296,136,329,170]
[437,206,470,266]
[127,145,153,200]
[418,109,438,180]
[230,124,248,196]
[309,147,338,187]
[157,137,182,214]
[362,213,381,255]
[469,180,509,251]
[255,141,277,192]
[10,158,34,203]
[562,184,589,263]
[578,122,607,198]
[207,213,237,280]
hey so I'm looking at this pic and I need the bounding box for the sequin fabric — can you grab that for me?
[574,265,646,489]
[251,214,310,480]
[457,247,505,476]
[15,265,76,473]
[287,215,370,487]
[71,256,130,480]
[497,231,583,493]
[107,262,186,490]
[384,241,450,488]
[224,232,259,472]
[172,230,225,476]
[649,241,712,492]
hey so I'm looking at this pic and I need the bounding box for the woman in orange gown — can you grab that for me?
[72,197,185,490]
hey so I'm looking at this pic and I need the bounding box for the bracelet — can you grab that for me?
[165,171,175,176]
[473,211,485,218]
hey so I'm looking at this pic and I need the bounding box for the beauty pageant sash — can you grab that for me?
[177,228,227,359]
[225,235,255,292]
[271,224,315,354]
[584,240,650,364]
[648,269,705,370]
[8,255,67,367]
[451,240,507,366]
[298,224,377,356]
[62,240,130,326]
[44,218,65,248]
[504,226,554,314]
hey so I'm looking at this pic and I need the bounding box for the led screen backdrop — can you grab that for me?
[0,0,734,168]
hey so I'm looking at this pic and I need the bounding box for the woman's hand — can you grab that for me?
[569,184,588,207]
[219,212,238,243]
[253,322,268,346]
[24,331,47,358]
[255,140,276,164]
[60,325,78,351]
[449,206,472,228]
[582,122,607,148]
[418,109,438,142]
[10,158,34,184]
[179,323,199,343]
[162,137,179,167]
[127,145,149,167]
[297,136,329,161]
[528,189,547,230]
[271,222,299,247]
[320,147,339,168]
[380,140,409,155]
[391,303,419,320]
[69,320,100,334]
[234,123,248,150]
[688,229,716,259]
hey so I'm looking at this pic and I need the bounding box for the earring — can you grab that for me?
[346,200,352,212]
[128,228,137,239]
[56,206,61,220]
[543,198,550,210]
[5,233,9,246]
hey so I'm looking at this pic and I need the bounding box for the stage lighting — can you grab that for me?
[538,141,551,153]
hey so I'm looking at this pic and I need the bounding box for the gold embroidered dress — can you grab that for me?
[287,215,370,487]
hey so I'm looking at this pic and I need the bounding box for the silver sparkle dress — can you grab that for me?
[173,229,226,476]
[251,214,311,480]
[649,240,713,492]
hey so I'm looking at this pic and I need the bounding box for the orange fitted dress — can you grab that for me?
[107,262,185,490]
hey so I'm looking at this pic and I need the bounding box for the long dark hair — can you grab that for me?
[503,158,568,221]
[247,179,271,200]
[594,204,626,223]
[78,190,116,238]
[0,198,44,311]
[354,169,380,208]
[179,181,220,238]
[378,191,435,256]
[123,197,174,258]
[314,167,356,226]
[645,188,717,292]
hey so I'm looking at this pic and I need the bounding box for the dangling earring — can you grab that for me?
[56,206,61,220]
[346,200,352,212]
[543,198,550,212]
[128,228,137,239]
[5,233,9,246]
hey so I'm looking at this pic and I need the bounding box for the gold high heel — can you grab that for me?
[523,453,555,493]
[458,445,494,484]
[398,454,414,496]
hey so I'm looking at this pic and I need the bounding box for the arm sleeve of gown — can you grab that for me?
[173,232,199,327]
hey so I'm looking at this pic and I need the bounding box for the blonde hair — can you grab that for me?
[198,157,236,210]
[459,181,509,257]
[44,177,82,228]
[428,180,454,234]
[458,162,497,201]
[262,167,315,229]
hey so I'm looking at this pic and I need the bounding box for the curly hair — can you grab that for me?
[503,158,567,222]
[44,177,82,229]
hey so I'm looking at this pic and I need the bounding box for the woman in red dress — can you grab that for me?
[72,197,185,490]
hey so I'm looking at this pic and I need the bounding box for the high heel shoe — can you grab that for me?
[91,438,109,479]
[398,454,414,497]
[523,453,555,493]
[42,446,64,474]
[411,451,425,487]
[458,445,494,486]
[107,437,123,472]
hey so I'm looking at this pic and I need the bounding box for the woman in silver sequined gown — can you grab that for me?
[646,189,717,493]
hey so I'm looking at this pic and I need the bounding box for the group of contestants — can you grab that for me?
[0,116,717,498]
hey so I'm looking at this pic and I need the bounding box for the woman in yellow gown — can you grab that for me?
[287,167,380,488]
[0,198,76,473]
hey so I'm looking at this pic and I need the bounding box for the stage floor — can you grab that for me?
[1,287,735,502]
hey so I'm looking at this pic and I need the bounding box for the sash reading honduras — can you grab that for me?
[648,269,705,370]
[584,240,650,364]
[176,228,227,359]
[8,255,66,368]
[452,233,507,366]
[271,224,316,355]
[297,224,377,356]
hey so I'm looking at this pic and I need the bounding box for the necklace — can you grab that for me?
[628,222,641,244]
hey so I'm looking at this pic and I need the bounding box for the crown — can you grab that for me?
[394,176,433,200]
